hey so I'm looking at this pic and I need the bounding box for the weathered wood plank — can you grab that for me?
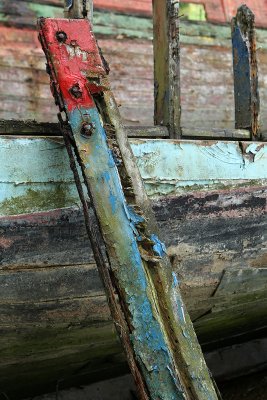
[0,120,169,137]
[0,323,126,398]
[0,296,111,325]
[0,137,266,216]
[2,22,267,132]
[0,120,254,139]
[0,264,104,302]
[0,185,266,396]
[0,188,266,326]
[181,127,250,139]
[0,185,266,340]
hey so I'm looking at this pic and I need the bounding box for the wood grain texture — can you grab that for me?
[1,186,266,332]
[0,184,266,398]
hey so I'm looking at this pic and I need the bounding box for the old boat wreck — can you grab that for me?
[0,0,266,398]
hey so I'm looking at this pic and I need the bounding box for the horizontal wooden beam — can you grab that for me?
[0,120,169,137]
[0,120,259,139]
[181,127,251,139]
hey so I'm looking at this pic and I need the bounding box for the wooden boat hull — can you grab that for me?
[0,136,266,397]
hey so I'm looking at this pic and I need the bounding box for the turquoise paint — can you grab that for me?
[151,234,167,257]
[0,138,74,183]
[0,137,266,215]
[131,140,267,181]
[172,272,179,288]
[68,106,185,399]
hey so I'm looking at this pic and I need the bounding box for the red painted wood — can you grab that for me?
[39,18,106,111]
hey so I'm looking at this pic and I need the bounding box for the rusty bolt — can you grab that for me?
[56,31,67,43]
[70,84,82,99]
[81,123,96,138]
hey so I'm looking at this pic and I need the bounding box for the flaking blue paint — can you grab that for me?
[151,234,167,257]
[172,272,179,288]
[68,106,185,399]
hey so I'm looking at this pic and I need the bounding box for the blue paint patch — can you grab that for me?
[172,272,179,288]
[108,150,116,168]
[127,205,144,225]
[109,191,117,214]
[124,204,144,236]
[151,234,167,257]
[101,171,110,183]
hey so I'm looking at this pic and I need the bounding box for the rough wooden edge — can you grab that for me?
[181,127,251,139]
[231,5,260,140]
[0,120,168,137]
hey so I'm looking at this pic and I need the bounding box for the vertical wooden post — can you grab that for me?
[231,5,260,139]
[152,0,181,138]
[64,0,93,20]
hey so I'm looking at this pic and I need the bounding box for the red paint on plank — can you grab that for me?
[39,19,107,111]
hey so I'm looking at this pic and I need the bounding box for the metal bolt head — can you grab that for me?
[70,84,82,99]
[56,31,67,43]
[81,123,95,138]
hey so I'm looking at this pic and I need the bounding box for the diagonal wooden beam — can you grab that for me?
[38,16,219,400]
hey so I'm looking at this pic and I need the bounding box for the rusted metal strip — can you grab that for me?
[38,16,219,400]
[231,5,261,140]
[152,0,181,138]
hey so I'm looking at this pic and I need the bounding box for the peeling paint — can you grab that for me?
[0,137,266,214]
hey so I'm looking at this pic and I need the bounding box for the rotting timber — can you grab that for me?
[38,13,219,400]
